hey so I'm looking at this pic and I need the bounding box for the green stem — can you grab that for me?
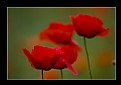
[42,69,44,80]
[83,37,92,79]
[60,69,63,79]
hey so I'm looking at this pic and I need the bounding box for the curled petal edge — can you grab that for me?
[62,59,78,76]
[97,28,110,37]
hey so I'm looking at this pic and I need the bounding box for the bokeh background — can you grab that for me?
[8,7,116,80]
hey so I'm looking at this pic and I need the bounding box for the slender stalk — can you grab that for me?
[41,69,44,80]
[83,37,92,79]
[60,69,63,79]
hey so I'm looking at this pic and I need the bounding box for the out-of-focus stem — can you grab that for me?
[42,69,44,80]
[60,69,63,79]
[83,37,92,79]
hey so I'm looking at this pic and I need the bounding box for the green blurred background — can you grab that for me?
[8,7,116,80]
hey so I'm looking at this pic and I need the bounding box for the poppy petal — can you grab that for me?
[62,59,78,75]
[22,48,35,68]
[69,40,81,51]
[31,45,63,70]
[39,29,50,42]
[97,28,110,37]
[39,22,74,45]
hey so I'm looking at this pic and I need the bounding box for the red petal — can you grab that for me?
[39,29,49,41]
[22,48,35,68]
[69,40,81,52]
[53,45,78,69]
[97,28,110,37]
[31,45,62,70]
[70,15,83,36]
[93,16,103,26]
[39,22,74,44]
[62,59,78,76]
[69,16,75,22]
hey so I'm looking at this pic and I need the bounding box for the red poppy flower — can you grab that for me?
[70,14,110,38]
[22,45,63,71]
[39,22,81,51]
[53,45,78,75]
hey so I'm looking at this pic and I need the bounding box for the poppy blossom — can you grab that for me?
[39,22,81,51]
[22,45,63,71]
[53,45,78,75]
[70,14,110,38]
